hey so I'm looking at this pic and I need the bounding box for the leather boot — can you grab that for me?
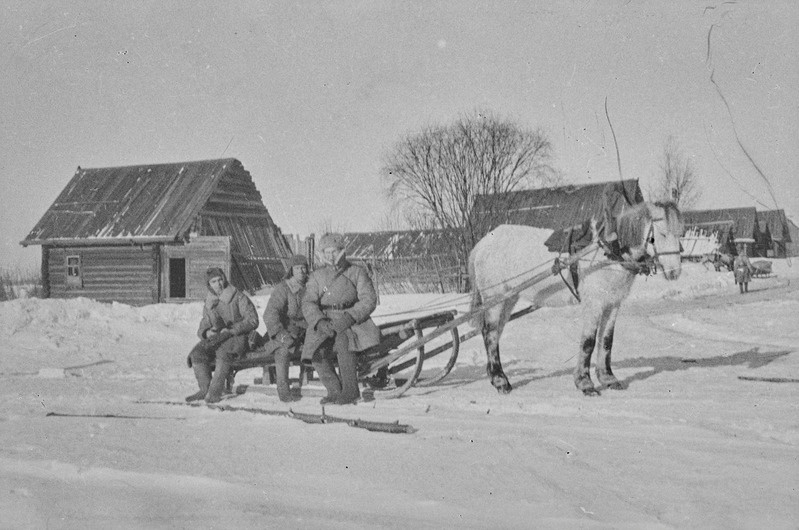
[274,348,295,402]
[313,358,341,404]
[186,363,212,402]
[205,359,230,404]
[335,350,360,405]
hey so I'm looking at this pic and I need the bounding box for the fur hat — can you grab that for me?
[206,267,227,284]
[318,232,345,251]
[283,254,308,279]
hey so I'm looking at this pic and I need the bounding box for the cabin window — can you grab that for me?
[65,255,82,288]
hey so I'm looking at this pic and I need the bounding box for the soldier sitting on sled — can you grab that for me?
[185,267,259,403]
[261,254,310,402]
[301,233,381,405]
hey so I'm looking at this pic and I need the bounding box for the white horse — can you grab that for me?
[469,201,683,396]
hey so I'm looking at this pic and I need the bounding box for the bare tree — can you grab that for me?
[650,136,702,209]
[382,110,555,262]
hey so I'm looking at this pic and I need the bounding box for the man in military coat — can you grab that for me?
[262,254,309,402]
[301,233,380,405]
[187,267,259,403]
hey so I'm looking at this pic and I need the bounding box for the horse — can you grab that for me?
[701,250,733,272]
[469,201,684,396]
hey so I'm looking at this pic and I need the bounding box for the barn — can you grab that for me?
[681,208,761,256]
[757,209,792,258]
[21,158,292,305]
[474,179,645,252]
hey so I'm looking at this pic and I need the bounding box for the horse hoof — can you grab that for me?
[606,381,626,391]
[581,387,601,397]
[491,375,512,394]
[495,384,512,395]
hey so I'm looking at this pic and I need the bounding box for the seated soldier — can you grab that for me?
[301,233,381,405]
[262,254,309,402]
[186,267,259,403]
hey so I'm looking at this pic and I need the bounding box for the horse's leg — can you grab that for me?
[595,305,626,390]
[482,300,513,394]
[574,303,601,396]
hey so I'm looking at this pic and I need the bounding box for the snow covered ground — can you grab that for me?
[1,260,797,528]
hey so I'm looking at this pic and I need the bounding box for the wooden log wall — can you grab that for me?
[46,245,158,306]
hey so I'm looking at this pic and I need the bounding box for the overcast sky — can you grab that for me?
[2,1,797,268]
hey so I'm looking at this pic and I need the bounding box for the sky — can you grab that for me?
[1,0,797,269]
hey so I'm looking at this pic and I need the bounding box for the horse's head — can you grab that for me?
[616,201,683,280]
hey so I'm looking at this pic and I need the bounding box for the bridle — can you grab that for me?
[645,216,682,274]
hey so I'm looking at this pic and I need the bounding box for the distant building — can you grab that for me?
[757,209,793,258]
[21,158,292,305]
[334,229,463,294]
[681,207,784,257]
[786,217,799,257]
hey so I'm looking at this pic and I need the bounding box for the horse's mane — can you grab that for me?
[616,201,683,251]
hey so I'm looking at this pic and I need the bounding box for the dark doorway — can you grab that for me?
[169,258,186,298]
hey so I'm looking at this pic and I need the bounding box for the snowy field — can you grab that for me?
[1,260,798,528]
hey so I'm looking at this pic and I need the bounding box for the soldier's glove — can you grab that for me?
[205,328,231,346]
[316,319,336,338]
[331,312,356,333]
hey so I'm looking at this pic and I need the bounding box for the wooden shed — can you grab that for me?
[21,158,292,305]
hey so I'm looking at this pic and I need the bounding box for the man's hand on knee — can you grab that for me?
[331,313,356,333]
[316,319,336,338]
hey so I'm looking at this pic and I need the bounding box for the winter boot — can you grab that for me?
[186,363,212,402]
[274,349,295,402]
[335,350,360,405]
[313,358,341,404]
[205,359,231,404]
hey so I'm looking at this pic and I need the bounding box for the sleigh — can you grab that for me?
[750,260,772,278]
[230,244,598,399]
[229,309,463,399]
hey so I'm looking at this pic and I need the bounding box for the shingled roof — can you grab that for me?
[23,158,252,244]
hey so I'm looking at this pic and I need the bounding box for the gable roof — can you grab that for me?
[474,179,644,231]
[340,229,457,260]
[22,158,247,245]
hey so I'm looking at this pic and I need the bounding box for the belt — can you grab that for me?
[321,303,353,310]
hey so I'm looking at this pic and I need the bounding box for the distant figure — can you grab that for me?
[262,254,309,402]
[733,251,754,294]
[301,233,380,405]
[186,268,259,403]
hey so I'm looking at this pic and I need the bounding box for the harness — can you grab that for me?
[554,215,680,301]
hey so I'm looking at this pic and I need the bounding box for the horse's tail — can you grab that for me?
[468,251,484,331]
